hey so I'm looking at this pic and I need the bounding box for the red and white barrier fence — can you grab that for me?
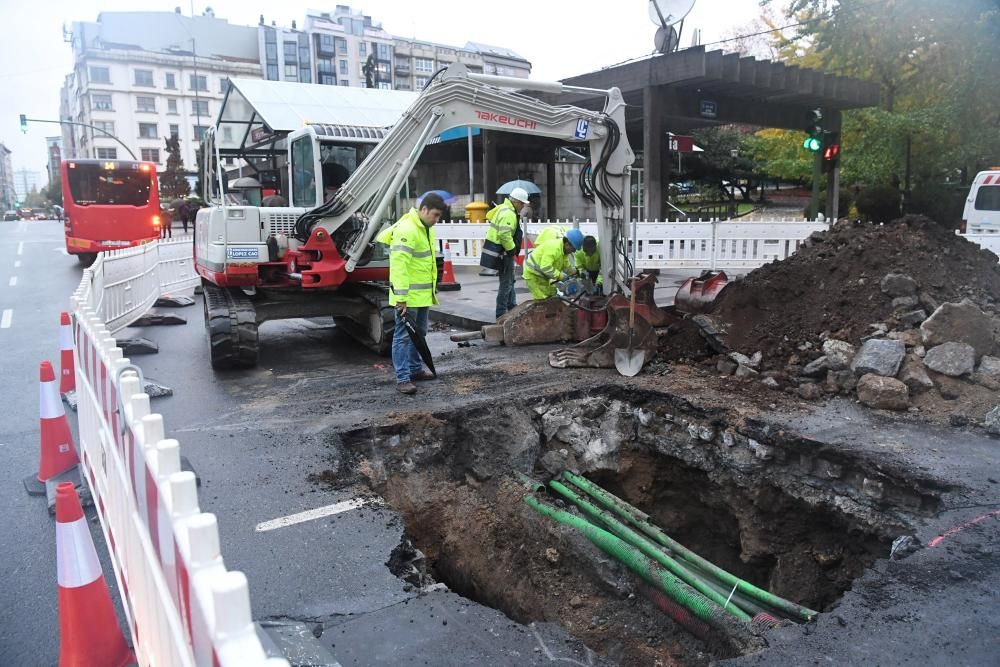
[434,218,829,271]
[71,254,285,665]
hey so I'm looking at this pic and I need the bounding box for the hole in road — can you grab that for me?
[340,389,945,665]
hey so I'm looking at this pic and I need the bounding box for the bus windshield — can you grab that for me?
[67,163,152,206]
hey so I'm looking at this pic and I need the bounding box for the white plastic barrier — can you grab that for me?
[434,218,828,271]
[71,256,285,666]
[93,239,200,333]
[959,231,1000,259]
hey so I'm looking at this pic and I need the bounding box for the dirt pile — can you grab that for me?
[708,215,1000,364]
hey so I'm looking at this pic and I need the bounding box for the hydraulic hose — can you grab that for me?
[548,480,751,622]
[523,495,755,647]
[561,471,818,623]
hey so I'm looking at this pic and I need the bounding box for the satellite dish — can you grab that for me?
[654,25,679,54]
[648,0,696,28]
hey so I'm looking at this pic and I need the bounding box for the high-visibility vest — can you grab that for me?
[380,208,438,307]
[523,237,571,283]
[484,199,519,252]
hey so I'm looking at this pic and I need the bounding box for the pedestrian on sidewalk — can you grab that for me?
[481,187,529,320]
[376,193,446,395]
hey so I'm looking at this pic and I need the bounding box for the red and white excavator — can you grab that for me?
[194,63,648,369]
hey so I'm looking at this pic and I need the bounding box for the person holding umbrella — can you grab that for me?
[481,186,530,319]
[376,192,447,395]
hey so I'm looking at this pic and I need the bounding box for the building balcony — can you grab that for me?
[395,62,410,73]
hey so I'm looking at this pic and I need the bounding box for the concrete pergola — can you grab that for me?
[536,46,881,220]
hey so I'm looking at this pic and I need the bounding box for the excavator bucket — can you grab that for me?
[674,271,728,314]
[548,294,657,370]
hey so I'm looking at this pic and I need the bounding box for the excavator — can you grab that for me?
[194,63,683,370]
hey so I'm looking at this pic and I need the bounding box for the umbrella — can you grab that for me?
[418,190,457,206]
[403,316,436,376]
[497,180,542,196]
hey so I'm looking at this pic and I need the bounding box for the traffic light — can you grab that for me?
[19,114,27,134]
[821,131,841,173]
[803,108,823,152]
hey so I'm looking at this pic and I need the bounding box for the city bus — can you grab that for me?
[61,159,162,264]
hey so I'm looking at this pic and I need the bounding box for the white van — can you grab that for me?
[963,170,1000,233]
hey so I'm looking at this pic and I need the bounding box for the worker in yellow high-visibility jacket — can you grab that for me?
[522,229,584,300]
[575,235,603,293]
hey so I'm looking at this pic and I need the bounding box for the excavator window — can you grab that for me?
[290,136,317,207]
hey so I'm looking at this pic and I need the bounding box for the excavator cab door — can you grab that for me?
[288,127,323,209]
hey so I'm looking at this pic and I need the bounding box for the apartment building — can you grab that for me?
[303,7,394,88]
[61,10,261,171]
[0,144,15,210]
[13,169,43,202]
[46,137,63,186]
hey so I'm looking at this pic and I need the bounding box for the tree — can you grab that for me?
[688,126,765,201]
[745,129,814,183]
[159,135,190,199]
[25,186,47,208]
[43,173,63,207]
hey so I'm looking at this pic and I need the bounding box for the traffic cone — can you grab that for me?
[59,312,76,395]
[38,361,79,482]
[438,242,461,291]
[56,482,134,667]
[516,236,532,268]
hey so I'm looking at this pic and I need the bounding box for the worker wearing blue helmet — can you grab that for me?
[523,228,584,300]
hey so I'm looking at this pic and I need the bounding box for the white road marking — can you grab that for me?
[1,309,11,329]
[8,277,16,287]
[255,497,367,532]
[17,242,23,255]
[52,247,69,256]
[14,261,20,268]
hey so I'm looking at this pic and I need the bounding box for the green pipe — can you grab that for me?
[562,471,818,623]
[523,495,754,646]
[511,471,546,493]
[548,480,751,621]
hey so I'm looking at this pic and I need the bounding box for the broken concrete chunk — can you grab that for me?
[143,379,173,398]
[920,300,993,359]
[822,339,856,371]
[729,351,760,369]
[851,339,905,377]
[887,330,922,347]
[892,295,920,311]
[856,374,910,411]
[975,356,1000,389]
[923,342,976,378]
[900,356,935,392]
[898,309,928,327]
[801,356,830,378]
[735,365,759,378]
[918,292,939,314]
[880,273,918,297]
[984,406,1000,436]
[717,358,738,376]
[796,383,823,400]
[762,377,779,389]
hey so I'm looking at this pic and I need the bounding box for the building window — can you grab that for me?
[284,41,297,60]
[96,147,117,159]
[167,98,178,114]
[138,122,158,139]
[377,43,391,60]
[484,63,496,74]
[318,33,334,54]
[134,69,154,86]
[337,37,347,54]
[165,72,176,89]
[192,99,209,117]
[193,125,208,141]
[136,96,156,113]
[189,74,208,92]
[93,120,115,136]
[222,126,233,142]
[339,60,348,75]
[339,80,349,86]
[299,66,312,84]
[415,76,428,89]
[284,64,298,80]
[299,45,311,64]
[92,94,113,111]
[89,66,111,84]
[318,58,333,74]
[377,82,391,90]
[169,124,179,138]
[359,42,367,57]
[220,77,229,93]
[265,42,278,61]
[141,148,160,163]
[319,73,336,85]
[414,57,433,73]
[267,64,279,80]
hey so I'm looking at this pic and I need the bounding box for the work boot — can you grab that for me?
[396,381,417,395]
[410,370,436,381]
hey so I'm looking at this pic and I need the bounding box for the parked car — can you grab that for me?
[3,210,19,221]
[962,170,1000,233]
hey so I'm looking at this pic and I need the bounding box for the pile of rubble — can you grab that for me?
[680,216,1000,430]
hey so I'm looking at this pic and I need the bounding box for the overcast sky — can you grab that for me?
[0,0,767,182]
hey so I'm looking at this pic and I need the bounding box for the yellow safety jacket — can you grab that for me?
[484,199,518,253]
[575,241,602,284]
[534,225,567,247]
[523,237,572,285]
[376,208,438,307]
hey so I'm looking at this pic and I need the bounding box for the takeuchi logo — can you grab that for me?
[474,110,538,130]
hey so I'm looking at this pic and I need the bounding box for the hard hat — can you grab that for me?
[509,187,531,204]
[565,228,584,250]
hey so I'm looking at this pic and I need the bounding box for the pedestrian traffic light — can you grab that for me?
[19,114,28,134]
[821,131,840,173]
[803,108,823,152]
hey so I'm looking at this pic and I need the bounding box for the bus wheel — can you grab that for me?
[77,253,97,267]
[203,283,259,370]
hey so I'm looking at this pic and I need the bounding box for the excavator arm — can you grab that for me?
[299,63,635,293]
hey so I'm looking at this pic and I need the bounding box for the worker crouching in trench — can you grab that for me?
[522,228,585,300]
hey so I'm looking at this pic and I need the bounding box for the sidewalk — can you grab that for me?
[432,265,692,329]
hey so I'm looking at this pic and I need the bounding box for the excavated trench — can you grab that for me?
[340,387,949,666]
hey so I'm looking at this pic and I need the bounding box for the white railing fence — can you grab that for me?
[92,239,200,333]
[70,246,285,666]
[435,218,829,271]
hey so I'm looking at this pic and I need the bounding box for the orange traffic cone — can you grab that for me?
[516,236,532,268]
[59,312,76,395]
[438,242,461,291]
[56,482,134,667]
[38,361,80,483]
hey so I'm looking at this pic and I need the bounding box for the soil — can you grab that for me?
[707,215,1000,367]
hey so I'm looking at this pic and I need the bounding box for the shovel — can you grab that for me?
[403,314,437,377]
[614,278,644,377]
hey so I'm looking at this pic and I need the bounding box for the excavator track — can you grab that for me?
[203,282,259,369]
[333,284,395,357]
